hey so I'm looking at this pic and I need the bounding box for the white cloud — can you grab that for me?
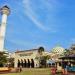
[22,0,57,32]
[7,38,40,50]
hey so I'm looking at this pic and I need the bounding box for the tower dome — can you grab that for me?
[52,46,65,54]
[1,5,10,15]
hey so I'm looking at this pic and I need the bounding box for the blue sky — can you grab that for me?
[0,0,75,52]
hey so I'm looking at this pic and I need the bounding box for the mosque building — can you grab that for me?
[47,46,65,61]
[10,46,65,68]
[9,48,48,68]
[14,49,41,68]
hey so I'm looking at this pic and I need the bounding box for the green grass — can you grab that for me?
[0,68,51,75]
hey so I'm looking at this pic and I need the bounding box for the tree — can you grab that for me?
[0,52,8,67]
[38,47,44,55]
[8,58,14,67]
[39,55,51,68]
[36,47,45,67]
[37,47,51,67]
[64,48,75,56]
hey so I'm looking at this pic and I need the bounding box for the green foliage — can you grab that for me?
[0,52,8,67]
[39,55,51,68]
[8,58,14,67]
[38,47,44,55]
[64,48,75,56]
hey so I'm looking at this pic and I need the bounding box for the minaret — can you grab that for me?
[0,5,10,51]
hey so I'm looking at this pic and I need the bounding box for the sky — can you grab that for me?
[0,0,75,52]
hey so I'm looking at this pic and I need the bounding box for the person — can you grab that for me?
[65,62,71,75]
[62,61,66,75]
[19,66,22,72]
[65,65,68,75]
[50,65,57,75]
[16,66,22,73]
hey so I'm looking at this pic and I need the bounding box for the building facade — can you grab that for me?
[14,49,40,68]
[12,46,65,68]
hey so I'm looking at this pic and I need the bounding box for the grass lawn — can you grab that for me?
[0,68,51,75]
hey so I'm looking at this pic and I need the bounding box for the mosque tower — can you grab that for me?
[0,5,10,51]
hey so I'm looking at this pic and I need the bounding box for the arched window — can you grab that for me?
[24,59,26,68]
[17,59,20,67]
[21,59,23,67]
[28,59,30,68]
[31,59,34,68]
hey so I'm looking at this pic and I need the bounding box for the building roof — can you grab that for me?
[15,49,38,53]
[59,56,75,60]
